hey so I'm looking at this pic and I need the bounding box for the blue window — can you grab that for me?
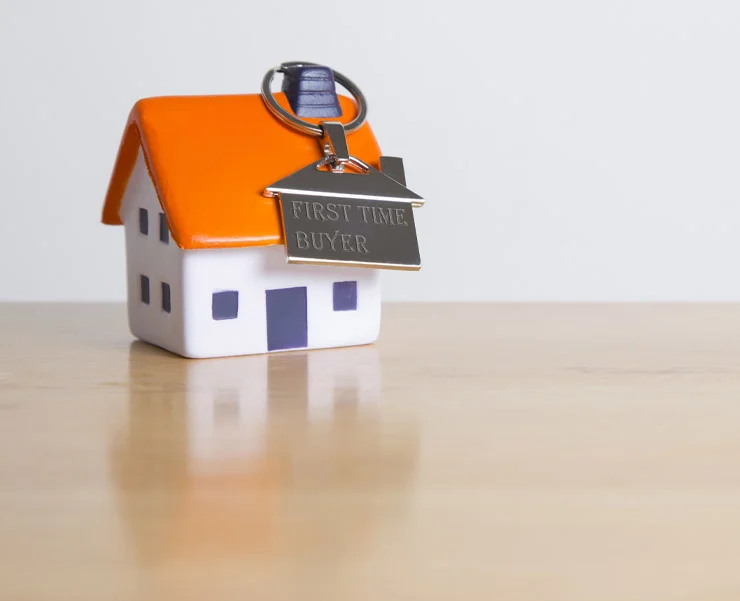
[212,290,238,320]
[159,213,169,244]
[333,281,357,311]
[161,282,171,313]
[140,275,150,304]
[139,208,148,235]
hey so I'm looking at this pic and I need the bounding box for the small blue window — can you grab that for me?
[140,275,150,304]
[333,281,357,311]
[159,213,169,244]
[139,208,148,235]
[161,282,171,313]
[212,291,238,320]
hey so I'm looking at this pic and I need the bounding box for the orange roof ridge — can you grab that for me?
[102,93,382,249]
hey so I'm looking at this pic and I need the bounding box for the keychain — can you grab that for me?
[101,61,424,358]
[262,62,424,270]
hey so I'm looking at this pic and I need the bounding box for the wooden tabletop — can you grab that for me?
[2,304,740,600]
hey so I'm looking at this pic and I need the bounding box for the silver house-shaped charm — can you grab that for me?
[265,154,423,270]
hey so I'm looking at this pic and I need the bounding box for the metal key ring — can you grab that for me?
[261,61,368,136]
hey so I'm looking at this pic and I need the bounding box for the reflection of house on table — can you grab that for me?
[185,345,382,470]
[111,342,418,588]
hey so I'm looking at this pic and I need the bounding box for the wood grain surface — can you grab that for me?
[2,303,740,601]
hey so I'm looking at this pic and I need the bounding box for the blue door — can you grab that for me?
[266,287,308,351]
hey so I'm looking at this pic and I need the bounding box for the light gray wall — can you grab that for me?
[1,0,739,301]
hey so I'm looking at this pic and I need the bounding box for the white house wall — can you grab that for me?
[181,243,381,358]
[120,149,185,354]
[120,148,381,358]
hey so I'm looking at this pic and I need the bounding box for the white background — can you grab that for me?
[1,0,739,302]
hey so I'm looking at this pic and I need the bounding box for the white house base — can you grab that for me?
[121,149,382,359]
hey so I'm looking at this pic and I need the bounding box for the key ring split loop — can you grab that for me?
[261,61,369,137]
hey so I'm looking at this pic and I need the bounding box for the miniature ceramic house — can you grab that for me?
[102,79,420,358]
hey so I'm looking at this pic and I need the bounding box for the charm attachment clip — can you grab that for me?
[321,122,351,172]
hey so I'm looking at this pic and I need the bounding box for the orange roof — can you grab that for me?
[101,93,382,249]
